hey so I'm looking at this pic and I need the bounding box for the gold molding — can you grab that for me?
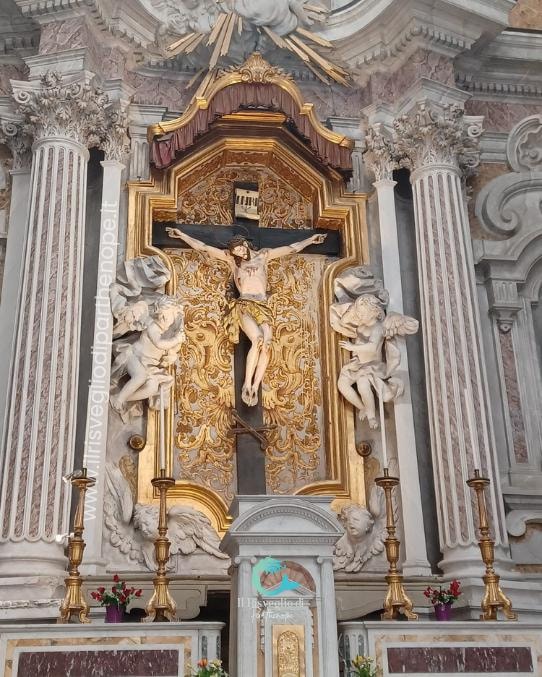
[147,53,353,152]
[130,121,368,534]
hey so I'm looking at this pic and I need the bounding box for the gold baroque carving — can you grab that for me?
[129,130,368,534]
[148,54,352,152]
[222,52,291,84]
[119,454,138,503]
[278,631,301,677]
[264,256,324,493]
[177,164,312,229]
[170,251,235,502]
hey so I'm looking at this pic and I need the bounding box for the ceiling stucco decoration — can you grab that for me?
[139,0,350,85]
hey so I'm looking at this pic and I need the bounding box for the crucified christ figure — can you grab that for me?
[166,227,326,406]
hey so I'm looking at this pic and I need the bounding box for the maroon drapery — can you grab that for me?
[150,83,352,172]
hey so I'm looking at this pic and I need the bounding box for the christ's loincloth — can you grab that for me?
[224,297,274,344]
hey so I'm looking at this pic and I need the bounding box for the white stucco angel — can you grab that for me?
[330,269,418,429]
[149,0,324,38]
[104,459,229,571]
[333,487,387,573]
[149,0,218,37]
[109,256,185,422]
[232,0,323,36]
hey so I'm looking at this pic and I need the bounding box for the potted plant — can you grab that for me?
[188,659,228,676]
[351,655,377,677]
[424,579,462,620]
[90,574,143,623]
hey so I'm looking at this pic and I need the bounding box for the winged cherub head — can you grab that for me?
[339,504,375,543]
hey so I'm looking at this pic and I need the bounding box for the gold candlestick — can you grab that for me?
[375,468,418,620]
[467,469,517,621]
[144,469,177,622]
[58,468,96,624]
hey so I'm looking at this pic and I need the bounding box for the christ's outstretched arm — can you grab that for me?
[265,232,327,261]
[166,227,230,263]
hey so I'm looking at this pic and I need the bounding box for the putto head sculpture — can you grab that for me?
[333,487,387,573]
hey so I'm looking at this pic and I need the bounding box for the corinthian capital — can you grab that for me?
[363,123,398,182]
[11,72,109,147]
[101,103,131,163]
[0,119,32,170]
[393,102,483,175]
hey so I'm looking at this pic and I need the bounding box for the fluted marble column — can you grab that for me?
[0,74,108,588]
[394,102,509,575]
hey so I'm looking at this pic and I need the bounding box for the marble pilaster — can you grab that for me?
[0,120,32,470]
[363,117,432,576]
[393,102,509,575]
[128,104,167,180]
[0,73,108,591]
[81,102,129,574]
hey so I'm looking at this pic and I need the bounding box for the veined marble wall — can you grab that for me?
[0,155,12,303]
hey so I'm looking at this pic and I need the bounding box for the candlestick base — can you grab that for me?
[375,470,418,621]
[467,470,517,621]
[58,472,95,624]
[144,475,177,623]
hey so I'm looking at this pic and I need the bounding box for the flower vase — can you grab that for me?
[434,602,453,621]
[105,604,125,623]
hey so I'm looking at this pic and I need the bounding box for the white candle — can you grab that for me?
[378,390,389,469]
[159,384,166,471]
[465,387,481,471]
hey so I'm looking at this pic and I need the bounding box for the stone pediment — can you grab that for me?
[221,496,343,555]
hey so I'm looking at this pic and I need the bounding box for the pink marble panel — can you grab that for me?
[465,101,542,134]
[128,73,193,110]
[510,0,542,30]
[0,64,28,97]
[16,649,180,677]
[387,646,533,673]
[499,329,528,463]
[39,17,89,54]
[368,49,455,104]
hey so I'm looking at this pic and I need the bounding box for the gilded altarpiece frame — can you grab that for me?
[126,86,368,536]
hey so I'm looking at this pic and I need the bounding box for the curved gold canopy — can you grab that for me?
[148,53,354,174]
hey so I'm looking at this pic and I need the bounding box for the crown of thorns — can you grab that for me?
[227,235,253,251]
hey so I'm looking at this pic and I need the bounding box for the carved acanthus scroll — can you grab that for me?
[170,250,236,501]
[263,256,325,493]
[176,165,313,230]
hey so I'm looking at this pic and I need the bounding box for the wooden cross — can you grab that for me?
[228,409,276,450]
[155,218,340,495]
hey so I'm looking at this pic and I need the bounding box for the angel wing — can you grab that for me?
[168,506,229,560]
[104,462,142,564]
[383,312,419,339]
[332,531,355,571]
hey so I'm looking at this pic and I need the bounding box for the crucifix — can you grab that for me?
[157,199,340,494]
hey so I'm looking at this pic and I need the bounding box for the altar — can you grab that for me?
[1,0,542,674]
